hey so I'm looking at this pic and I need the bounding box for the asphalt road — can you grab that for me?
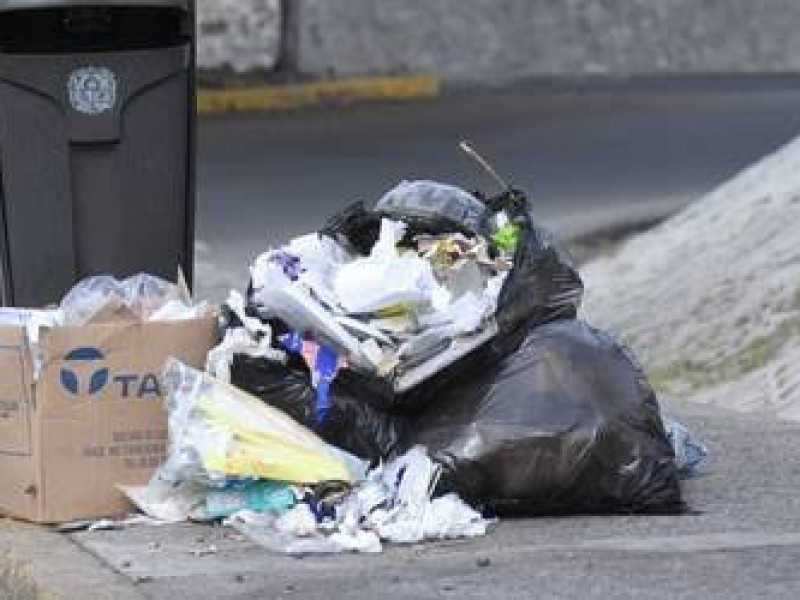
[195,78,800,300]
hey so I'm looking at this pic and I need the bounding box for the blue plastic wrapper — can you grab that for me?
[280,333,342,423]
[664,418,709,475]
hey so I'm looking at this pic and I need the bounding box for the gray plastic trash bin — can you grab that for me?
[0,1,196,307]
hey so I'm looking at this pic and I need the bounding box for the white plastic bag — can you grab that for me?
[422,494,493,540]
[206,291,286,382]
[227,508,382,555]
[333,219,449,314]
[60,273,197,325]
[60,275,124,324]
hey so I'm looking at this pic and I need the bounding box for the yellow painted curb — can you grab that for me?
[197,74,441,115]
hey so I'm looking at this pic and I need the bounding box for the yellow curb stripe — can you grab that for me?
[197,74,441,115]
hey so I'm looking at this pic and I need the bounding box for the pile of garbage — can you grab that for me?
[241,181,536,400]
[124,360,492,554]
[123,179,706,554]
[226,181,582,407]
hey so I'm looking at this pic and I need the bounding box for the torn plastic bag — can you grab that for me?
[119,273,188,321]
[60,273,200,325]
[157,359,363,486]
[230,354,406,461]
[60,275,123,324]
[404,320,683,515]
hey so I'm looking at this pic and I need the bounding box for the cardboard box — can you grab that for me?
[0,317,217,523]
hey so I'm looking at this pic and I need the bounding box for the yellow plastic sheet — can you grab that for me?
[162,359,352,485]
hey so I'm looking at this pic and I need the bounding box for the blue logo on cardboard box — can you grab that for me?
[60,347,162,399]
[60,347,109,395]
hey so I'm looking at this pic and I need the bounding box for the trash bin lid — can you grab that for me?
[0,0,190,10]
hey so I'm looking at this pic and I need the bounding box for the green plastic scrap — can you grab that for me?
[492,225,521,254]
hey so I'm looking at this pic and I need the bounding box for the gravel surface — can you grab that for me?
[581,135,800,419]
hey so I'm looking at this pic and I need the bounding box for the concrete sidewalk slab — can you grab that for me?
[3,399,799,599]
[0,520,142,600]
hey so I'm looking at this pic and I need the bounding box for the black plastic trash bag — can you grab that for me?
[405,320,683,515]
[494,208,583,340]
[230,354,406,462]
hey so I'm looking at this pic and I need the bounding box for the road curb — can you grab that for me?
[197,74,441,115]
[0,520,141,600]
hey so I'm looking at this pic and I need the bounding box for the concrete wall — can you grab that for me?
[198,0,800,83]
[286,0,800,83]
[197,0,282,72]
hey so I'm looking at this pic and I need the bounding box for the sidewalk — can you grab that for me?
[3,399,800,600]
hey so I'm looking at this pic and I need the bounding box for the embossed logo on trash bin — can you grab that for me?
[68,67,117,115]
